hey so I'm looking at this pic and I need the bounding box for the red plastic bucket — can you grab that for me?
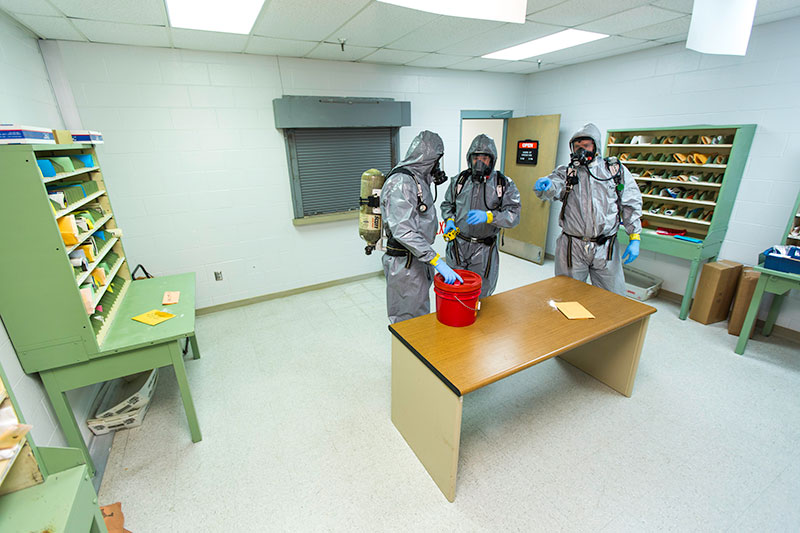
[433,269,482,327]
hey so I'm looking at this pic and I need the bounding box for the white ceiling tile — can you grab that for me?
[0,0,60,16]
[755,0,800,15]
[387,16,505,53]
[557,39,662,65]
[620,15,690,40]
[49,0,166,25]
[72,19,169,47]
[360,48,427,65]
[649,0,694,14]
[483,60,544,73]
[172,29,249,53]
[578,5,684,35]
[526,0,651,27]
[13,14,85,40]
[438,20,564,57]
[446,57,510,71]
[535,35,644,62]
[305,42,376,61]
[515,60,564,73]
[525,0,568,16]
[404,53,471,68]
[245,36,318,57]
[657,33,687,44]
[252,0,371,41]
[754,6,800,25]
[332,3,438,48]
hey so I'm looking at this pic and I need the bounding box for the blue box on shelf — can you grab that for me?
[762,246,800,275]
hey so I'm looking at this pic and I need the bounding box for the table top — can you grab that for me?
[0,464,87,531]
[754,264,800,282]
[389,276,656,396]
[100,273,196,353]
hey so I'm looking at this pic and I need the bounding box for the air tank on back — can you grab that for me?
[358,168,385,255]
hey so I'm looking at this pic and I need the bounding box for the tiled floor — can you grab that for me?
[98,254,800,531]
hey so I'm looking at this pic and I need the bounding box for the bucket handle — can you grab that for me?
[454,294,479,312]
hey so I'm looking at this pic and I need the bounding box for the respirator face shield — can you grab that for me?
[430,156,448,185]
[570,137,596,167]
[470,153,493,179]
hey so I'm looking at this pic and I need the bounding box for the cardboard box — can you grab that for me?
[0,124,55,144]
[87,402,152,436]
[689,260,743,324]
[52,129,73,144]
[728,268,760,337]
[70,130,103,144]
[94,369,158,419]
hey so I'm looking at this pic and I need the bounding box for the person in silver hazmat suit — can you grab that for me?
[534,123,643,295]
[440,134,521,297]
[381,130,462,324]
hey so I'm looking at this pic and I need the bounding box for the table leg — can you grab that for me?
[735,274,768,355]
[39,370,96,476]
[679,259,702,320]
[189,334,201,360]
[391,336,462,502]
[762,291,785,337]
[169,341,202,443]
[558,316,650,397]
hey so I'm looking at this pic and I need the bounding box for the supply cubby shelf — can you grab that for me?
[0,143,133,372]
[607,125,756,319]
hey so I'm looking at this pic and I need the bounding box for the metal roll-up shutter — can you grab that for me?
[294,128,393,216]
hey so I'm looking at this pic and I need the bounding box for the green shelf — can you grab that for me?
[608,124,756,320]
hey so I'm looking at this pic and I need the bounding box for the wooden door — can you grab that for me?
[500,114,560,264]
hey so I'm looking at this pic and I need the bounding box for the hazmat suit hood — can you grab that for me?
[569,123,602,158]
[395,130,445,185]
[466,134,498,175]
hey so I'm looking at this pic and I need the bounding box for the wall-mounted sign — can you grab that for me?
[516,139,539,165]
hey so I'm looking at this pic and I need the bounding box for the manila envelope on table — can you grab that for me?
[131,309,175,326]
[555,301,595,320]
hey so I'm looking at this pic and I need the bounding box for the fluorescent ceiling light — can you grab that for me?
[686,0,756,56]
[377,0,526,24]
[483,29,608,61]
[166,0,265,34]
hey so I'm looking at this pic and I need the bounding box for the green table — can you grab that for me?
[735,265,800,355]
[40,273,202,475]
[0,463,107,532]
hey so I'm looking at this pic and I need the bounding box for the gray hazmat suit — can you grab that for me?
[535,123,642,295]
[380,131,444,323]
[441,134,521,297]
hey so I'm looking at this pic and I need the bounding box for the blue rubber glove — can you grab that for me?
[466,209,488,225]
[622,240,640,264]
[534,177,552,192]
[434,261,463,285]
[444,219,456,234]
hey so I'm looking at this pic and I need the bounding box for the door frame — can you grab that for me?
[459,110,513,171]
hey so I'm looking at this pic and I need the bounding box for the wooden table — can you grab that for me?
[40,273,202,475]
[389,276,656,501]
[735,265,800,355]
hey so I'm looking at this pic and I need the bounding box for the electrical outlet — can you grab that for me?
[214,271,223,281]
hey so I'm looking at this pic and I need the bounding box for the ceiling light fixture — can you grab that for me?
[686,0,757,56]
[483,29,608,61]
[165,0,266,34]
[377,0,526,24]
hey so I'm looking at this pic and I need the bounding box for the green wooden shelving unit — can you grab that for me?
[607,124,756,319]
[781,189,800,246]
[0,142,202,475]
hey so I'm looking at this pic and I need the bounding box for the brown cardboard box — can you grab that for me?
[689,260,743,324]
[52,129,73,144]
[728,267,760,337]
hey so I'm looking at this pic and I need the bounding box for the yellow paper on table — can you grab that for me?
[131,309,175,326]
[555,301,595,320]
